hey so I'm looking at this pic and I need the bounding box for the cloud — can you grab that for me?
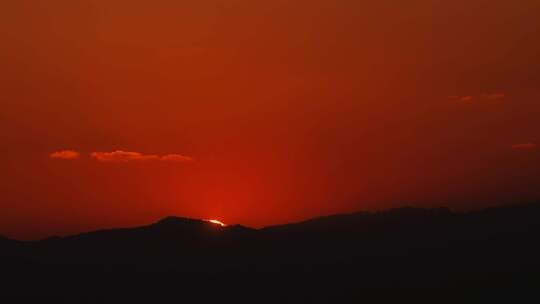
[160,154,194,163]
[512,143,537,150]
[449,92,506,103]
[460,96,475,102]
[482,93,505,100]
[50,150,80,160]
[91,151,159,162]
[90,150,194,163]
[448,95,475,103]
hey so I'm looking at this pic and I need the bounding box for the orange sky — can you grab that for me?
[1,0,540,239]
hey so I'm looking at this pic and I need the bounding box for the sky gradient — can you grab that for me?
[1,0,540,239]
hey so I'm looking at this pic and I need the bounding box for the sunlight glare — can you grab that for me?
[207,219,227,227]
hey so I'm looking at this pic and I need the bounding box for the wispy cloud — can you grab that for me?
[91,151,159,162]
[512,143,537,150]
[50,150,80,160]
[160,154,194,163]
[449,92,506,103]
[482,93,506,100]
[459,96,475,102]
[90,151,194,163]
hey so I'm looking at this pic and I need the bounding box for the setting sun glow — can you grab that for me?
[207,220,227,227]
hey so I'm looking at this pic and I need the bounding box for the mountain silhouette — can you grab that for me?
[2,203,540,302]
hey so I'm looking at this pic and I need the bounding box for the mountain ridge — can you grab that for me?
[2,202,540,300]
[3,202,539,242]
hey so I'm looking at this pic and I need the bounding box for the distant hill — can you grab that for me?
[0,235,18,249]
[2,203,540,302]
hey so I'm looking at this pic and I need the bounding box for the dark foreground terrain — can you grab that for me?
[2,203,540,302]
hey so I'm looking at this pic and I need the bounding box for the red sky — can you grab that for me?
[1,0,540,239]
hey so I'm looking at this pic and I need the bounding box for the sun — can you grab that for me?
[206,219,227,227]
